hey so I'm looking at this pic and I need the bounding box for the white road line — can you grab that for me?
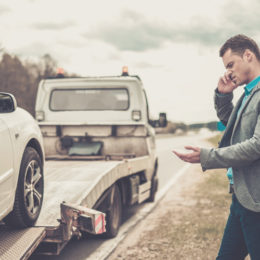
[86,163,191,260]
[156,163,191,201]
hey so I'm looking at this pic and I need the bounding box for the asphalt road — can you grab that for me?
[30,131,215,260]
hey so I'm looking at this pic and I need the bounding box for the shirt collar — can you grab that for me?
[244,75,260,95]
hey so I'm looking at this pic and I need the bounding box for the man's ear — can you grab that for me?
[244,49,253,62]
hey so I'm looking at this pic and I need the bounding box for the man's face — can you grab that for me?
[222,48,251,86]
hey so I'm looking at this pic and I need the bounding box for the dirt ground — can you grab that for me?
[107,134,251,260]
[108,163,221,260]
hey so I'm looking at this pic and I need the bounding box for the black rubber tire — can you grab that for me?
[104,184,122,238]
[147,176,158,202]
[4,147,44,228]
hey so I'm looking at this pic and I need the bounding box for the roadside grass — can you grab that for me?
[120,133,233,260]
[160,168,231,259]
[143,171,231,259]
[207,132,223,147]
[157,133,230,259]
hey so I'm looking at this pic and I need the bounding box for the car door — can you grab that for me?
[0,118,14,217]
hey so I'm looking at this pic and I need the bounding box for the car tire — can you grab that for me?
[104,184,122,238]
[4,147,44,228]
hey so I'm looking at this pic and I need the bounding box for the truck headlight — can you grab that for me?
[132,110,141,121]
[36,111,45,121]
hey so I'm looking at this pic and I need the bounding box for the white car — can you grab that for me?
[0,92,44,228]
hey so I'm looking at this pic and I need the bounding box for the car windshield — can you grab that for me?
[50,88,129,111]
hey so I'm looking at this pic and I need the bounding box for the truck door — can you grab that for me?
[0,118,14,217]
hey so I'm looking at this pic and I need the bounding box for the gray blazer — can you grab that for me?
[200,84,260,212]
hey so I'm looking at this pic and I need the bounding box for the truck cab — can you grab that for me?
[35,72,166,178]
[34,69,166,239]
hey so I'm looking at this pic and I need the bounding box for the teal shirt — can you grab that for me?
[227,76,260,184]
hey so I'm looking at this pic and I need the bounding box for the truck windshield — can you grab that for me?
[50,88,129,111]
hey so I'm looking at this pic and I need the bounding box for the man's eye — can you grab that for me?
[228,63,233,68]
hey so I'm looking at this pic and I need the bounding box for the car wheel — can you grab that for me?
[104,184,122,238]
[4,147,44,228]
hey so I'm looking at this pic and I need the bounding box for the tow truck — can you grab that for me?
[0,67,167,259]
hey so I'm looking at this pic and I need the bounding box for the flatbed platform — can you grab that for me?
[37,156,149,226]
[0,156,149,259]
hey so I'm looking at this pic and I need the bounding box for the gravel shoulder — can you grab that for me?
[107,163,231,260]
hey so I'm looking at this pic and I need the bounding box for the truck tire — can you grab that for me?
[104,184,122,238]
[147,176,158,202]
[4,147,44,228]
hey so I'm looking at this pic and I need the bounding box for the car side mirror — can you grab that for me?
[0,92,17,113]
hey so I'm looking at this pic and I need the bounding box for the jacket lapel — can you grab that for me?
[232,83,260,132]
[219,83,260,148]
[219,94,244,147]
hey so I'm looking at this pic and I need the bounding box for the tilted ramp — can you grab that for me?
[0,156,149,258]
[0,226,45,260]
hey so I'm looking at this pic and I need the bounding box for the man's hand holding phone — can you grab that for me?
[218,71,238,94]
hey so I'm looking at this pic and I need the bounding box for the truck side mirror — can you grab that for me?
[149,112,167,128]
[0,93,17,113]
[159,112,167,127]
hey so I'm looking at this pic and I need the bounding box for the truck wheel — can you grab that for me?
[104,184,122,238]
[4,147,44,228]
[147,176,158,202]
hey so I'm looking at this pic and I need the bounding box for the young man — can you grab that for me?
[173,34,260,260]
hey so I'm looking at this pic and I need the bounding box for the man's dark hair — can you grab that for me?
[219,34,260,61]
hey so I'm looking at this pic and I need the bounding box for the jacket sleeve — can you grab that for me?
[214,89,234,126]
[200,114,260,171]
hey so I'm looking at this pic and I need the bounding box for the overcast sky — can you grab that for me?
[0,0,259,123]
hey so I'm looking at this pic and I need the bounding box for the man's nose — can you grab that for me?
[226,70,233,79]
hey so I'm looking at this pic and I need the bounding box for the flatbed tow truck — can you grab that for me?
[0,68,167,259]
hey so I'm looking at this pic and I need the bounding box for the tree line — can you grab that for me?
[0,50,218,132]
[155,120,219,134]
[0,50,74,116]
